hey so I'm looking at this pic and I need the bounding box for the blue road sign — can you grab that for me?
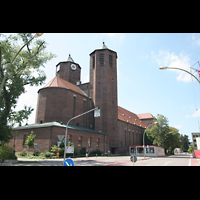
[35,145,38,149]
[63,158,74,166]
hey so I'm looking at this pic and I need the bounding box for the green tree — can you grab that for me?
[180,134,190,152]
[149,114,170,153]
[165,127,181,155]
[0,33,56,143]
[25,131,36,155]
[188,145,194,153]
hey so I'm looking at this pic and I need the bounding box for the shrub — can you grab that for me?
[89,149,102,157]
[33,149,40,156]
[19,150,27,156]
[41,150,54,158]
[79,147,86,156]
[0,142,15,162]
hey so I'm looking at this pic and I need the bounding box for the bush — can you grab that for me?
[19,150,27,156]
[74,147,79,157]
[188,145,194,153]
[0,142,15,162]
[33,149,40,156]
[89,149,102,157]
[41,150,54,158]
[79,147,86,156]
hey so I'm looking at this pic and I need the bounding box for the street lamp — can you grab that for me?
[34,33,43,38]
[143,121,157,159]
[63,107,99,165]
[0,33,43,97]
[159,66,200,84]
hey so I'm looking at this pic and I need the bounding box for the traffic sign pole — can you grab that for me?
[63,107,99,165]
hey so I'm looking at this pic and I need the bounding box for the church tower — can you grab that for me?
[56,54,81,85]
[89,42,119,153]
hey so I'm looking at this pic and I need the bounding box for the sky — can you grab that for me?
[11,33,200,142]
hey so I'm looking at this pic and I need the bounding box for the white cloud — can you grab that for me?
[186,108,200,118]
[102,33,125,43]
[152,50,192,82]
[174,124,182,129]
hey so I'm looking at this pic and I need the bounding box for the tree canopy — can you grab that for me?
[145,114,187,155]
[0,33,56,143]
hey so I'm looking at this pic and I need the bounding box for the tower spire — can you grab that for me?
[66,54,75,63]
[99,42,108,49]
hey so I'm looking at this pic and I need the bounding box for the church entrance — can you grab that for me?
[111,147,116,154]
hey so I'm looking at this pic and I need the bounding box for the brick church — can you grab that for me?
[9,42,154,155]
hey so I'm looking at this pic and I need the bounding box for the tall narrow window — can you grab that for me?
[23,134,28,145]
[73,95,76,117]
[96,138,100,147]
[92,56,95,69]
[83,99,86,123]
[109,55,113,66]
[124,130,126,146]
[99,54,104,66]
[88,137,92,147]
[78,136,82,146]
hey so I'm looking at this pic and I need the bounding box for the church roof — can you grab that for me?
[137,113,154,119]
[42,76,86,96]
[89,42,117,58]
[13,121,108,135]
[118,106,147,128]
[99,42,108,49]
[66,54,75,62]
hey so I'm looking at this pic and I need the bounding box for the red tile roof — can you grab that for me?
[118,106,147,128]
[43,77,85,96]
[137,113,154,119]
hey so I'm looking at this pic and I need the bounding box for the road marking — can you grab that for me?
[163,161,172,166]
[103,158,153,166]
[190,158,200,166]
[188,155,192,166]
[103,161,132,166]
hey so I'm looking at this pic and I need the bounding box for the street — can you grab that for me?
[14,153,200,166]
[126,153,198,166]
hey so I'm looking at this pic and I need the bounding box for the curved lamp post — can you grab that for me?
[159,66,200,84]
[143,121,157,159]
[0,33,43,97]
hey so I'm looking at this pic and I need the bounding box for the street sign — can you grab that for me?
[63,158,74,166]
[57,135,64,142]
[66,146,74,154]
[57,141,61,147]
[94,109,100,117]
[35,145,38,149]
[130,155,137,163]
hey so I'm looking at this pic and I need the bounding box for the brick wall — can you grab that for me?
[89,49,118,150]
[117,120,144,154]
[35,87,94,128]
[9,125,108,154]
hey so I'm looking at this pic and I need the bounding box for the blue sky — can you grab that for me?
[14,33,200,142]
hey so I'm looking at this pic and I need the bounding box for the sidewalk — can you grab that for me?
[190,158,200,166]
[15,156,153,166]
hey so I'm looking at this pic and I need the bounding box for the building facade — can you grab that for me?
[191,132,200,150]
[9,43,154,155]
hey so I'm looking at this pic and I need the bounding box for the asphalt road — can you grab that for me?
[124,153,196,166]
[14,153,199,166]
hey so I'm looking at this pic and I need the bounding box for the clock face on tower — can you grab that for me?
[71,64,77,71]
